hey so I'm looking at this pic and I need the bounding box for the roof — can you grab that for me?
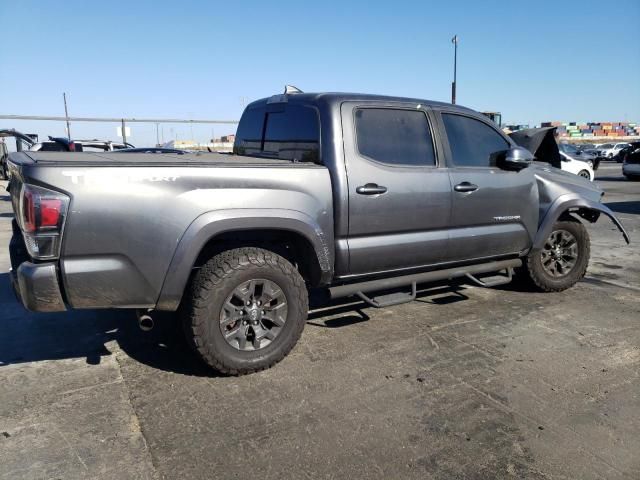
[246,92,476,114]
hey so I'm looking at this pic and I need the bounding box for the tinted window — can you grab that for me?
[233,105,320,162]
[263,105,319,162]
[442,114,509,167]
[38,142,71,152]
[355,109,435,166]
[559,143,578,154]
[233,107,265,156]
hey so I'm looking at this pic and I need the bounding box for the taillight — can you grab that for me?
[40,199,63,227]
[19,184,70,259]
[23,188,36,233]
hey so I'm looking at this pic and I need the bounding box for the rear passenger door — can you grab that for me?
[341,103,452,276]
[438,111,538,261]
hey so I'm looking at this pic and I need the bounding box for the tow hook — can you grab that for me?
[136,309,154,331]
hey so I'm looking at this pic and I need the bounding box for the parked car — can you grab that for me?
[622,141,640,180]
[30,138,133,152]
[0,129,37,179]
[600,142,630,161]
[7,90,629,375]
[558,142,600,171]
[612,142,635,163]
[559,151,595,180]
[577,143,605,164]
[510,129,595,181]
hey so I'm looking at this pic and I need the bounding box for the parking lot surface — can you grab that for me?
[1,163,638,479]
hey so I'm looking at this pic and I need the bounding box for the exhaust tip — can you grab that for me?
[136,310,154,331]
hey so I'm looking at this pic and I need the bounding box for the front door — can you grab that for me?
[341,102,452,276]
[438,111,538,261]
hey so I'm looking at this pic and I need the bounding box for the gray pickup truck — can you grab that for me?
[7,90,629,374]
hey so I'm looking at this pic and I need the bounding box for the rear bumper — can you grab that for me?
[623,163,640,176]
[10,262,66,312]
[9,223,66,312]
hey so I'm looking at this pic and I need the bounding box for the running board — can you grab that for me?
[329,259,522,304]
[465,268,514,288]
[356,283,417,308]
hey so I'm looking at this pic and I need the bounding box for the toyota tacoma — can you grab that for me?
[7,89,630,374]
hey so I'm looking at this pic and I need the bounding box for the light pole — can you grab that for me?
[451,35,459,104]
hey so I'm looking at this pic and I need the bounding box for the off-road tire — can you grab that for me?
[181,247,308,375]
[523,219,590,292]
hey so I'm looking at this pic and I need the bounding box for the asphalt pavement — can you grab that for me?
[0,162,638,479]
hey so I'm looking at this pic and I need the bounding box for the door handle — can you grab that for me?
[356,183,388,195]
[454,182,478,193]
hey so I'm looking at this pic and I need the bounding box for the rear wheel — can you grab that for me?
[578,170,591,180]
[523,219,590,292]
[181,247,308,375]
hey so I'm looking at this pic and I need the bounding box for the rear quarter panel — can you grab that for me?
[21,164,333,309]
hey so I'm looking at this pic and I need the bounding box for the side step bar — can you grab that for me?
[329,259,522,303]
[356,283,417,308]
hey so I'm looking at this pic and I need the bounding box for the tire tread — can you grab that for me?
[181,247,308,375]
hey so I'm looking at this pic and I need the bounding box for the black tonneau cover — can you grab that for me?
[11,151,321,167]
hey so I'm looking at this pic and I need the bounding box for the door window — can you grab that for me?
[355,108,435,166]
[442,113,509,167]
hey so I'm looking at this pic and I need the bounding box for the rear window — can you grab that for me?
[355,108,435,166]
[234,104,320,162]
[234,108,264,156]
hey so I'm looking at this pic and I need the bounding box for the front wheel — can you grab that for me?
[181,247,308,375]
[522,219,590,292]
[578,170,591,180]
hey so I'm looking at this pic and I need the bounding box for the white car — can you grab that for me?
[559,151,594,181]
[600,142,629,159]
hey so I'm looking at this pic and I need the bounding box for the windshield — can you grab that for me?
[559,143,578,154]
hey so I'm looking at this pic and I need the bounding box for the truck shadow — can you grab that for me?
[0,272,215,377]
[605,200,640,215]
[0,273,472,377]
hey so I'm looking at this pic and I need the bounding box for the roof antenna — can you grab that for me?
[284,85,303,94]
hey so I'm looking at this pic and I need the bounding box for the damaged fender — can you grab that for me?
[533,194,630,250]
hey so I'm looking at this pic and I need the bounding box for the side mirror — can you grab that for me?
[497,146,533,171]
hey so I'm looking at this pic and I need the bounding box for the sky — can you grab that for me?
[1,0,639,146]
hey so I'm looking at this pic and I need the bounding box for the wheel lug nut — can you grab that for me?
[246,301,251,306]
[257,301,262,306]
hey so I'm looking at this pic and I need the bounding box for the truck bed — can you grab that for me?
[8,149,333,311]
